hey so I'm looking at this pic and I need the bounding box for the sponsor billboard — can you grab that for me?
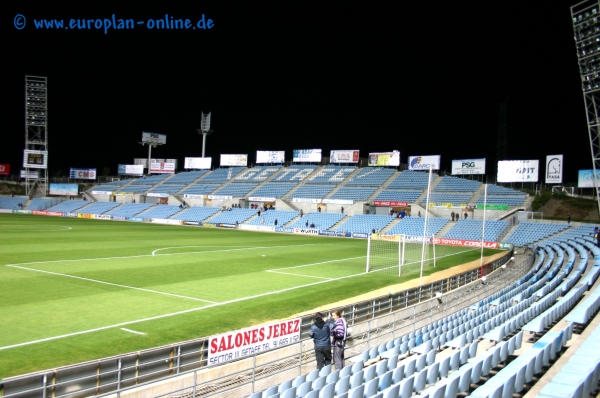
[330,150,360,163]
[23,150,48,169]
[373,200,408,207]
[141,132,167,145]
[69,168,96,180]
[497,160,539,182]
[545,155,563,184]
[208,318,301,366]
[578,169,600,188]
[368,151,400,166]
[118,164,144,176]
[221,154,248,167]
[133,158,178,168]
[149,162,176,174]
[184,157,212,169]
[256,151,285,164]
[293,149,322,163]
[20,170,39,179]
[49,183,78,196]
[408,155,441,170]
[431,237,499,249]
[0,164,10,175]
[451,159,486,175]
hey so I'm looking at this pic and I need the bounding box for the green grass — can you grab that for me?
[0,213,502,378]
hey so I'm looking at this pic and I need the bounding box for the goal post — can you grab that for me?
[366,234,435,277]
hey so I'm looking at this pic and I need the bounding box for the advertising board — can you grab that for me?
[368,151,400,166]
[497,160,539,182]
[408,155,441,170]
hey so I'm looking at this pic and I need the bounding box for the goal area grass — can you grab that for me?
[0,213,502,378]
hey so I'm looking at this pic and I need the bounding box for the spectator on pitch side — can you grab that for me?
[309,312,333,370]
[330,310,348,370]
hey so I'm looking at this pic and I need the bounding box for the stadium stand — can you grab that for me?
[165,170,208,184]
[271,165,317,182]
[47,200,90,213]
[344,167,396,186]
[212,183,257,197]
[146,185,186,195]
[170,206,221,222]
[328,187,376,201]
[289,185,335,199]
[233,166,281,182]
[205,208,257,224]
[286,212,346,230]
[387,170,434,189]
[504,221,570,247]
[373,189,423,204]
[249,183,296,199]
[180,184,220,196]
[26,197,61,210]
[0,196,27,210]
[422,193,473,207]
[442,219,510,242]
[199,167,246,183]
[306,166,355,184]
[75,201,120,215]
[130,174,170,185]
[335,214,395,234]
[105,203,153,218]
[385,216,449,236]
[119,185,153,194]
[138,205,182,219]
[433,176,481,192]
[246,210,300,226]
[475,195,527,206]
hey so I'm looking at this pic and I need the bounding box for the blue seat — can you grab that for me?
[378,371,392,392]
[297,381,312,398]
[335,376,350,396]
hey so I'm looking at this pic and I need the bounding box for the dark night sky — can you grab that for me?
[0,1,589,183]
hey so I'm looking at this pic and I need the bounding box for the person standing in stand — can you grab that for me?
[330,310,348,370]
[309,312,333,370]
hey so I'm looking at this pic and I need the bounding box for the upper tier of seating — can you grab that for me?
[271,165,317,182]
[442,219,510,242]
[138,205,182,219]
[290,185,336,199]
[249,183,296,199]
[329,188,376,201]
[344,167,396,187]
[423,193,473,206]
[181,184,220,196]
[474,195,527,206]
[386,216,449,236]
[199,167,246,183]
[130,174,170,185]
[76,201,121,215]
[504,222,570,247]
[387,170,435,189]
[233,166,281,183]
[434,176,482,192]
[212,183,257,197]
[164,170,208,184]
[335,214,395,234]
[306,166,355,184]
[373,190,423,203]
[146,185,186,195]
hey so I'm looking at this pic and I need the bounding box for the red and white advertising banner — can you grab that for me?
[0,164,10,175]
[432,238,499,249]
[330,150,360,163]
[32,210,63,216]
[373,200,408,207]
[208,318,301,366]
[149,162,176,174]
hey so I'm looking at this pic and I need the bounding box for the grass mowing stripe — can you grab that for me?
[5,264,218,304]
[266,256,366,271]
[265,270,335,280]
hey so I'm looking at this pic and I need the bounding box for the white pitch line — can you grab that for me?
[0,268,368,351]
[266,270,333,280]
[6,264,217,304]
[151,243,320,256]
[267,256,366,271]
[120,328,146,335]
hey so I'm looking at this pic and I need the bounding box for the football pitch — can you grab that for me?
[0,214,501,378]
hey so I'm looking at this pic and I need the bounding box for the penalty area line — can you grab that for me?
[120,328,146,335]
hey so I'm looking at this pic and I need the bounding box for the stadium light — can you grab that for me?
[198,111,214,157]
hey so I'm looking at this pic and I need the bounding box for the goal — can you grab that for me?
[365,234,436,277]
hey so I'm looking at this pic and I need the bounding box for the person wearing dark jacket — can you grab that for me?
[309,312,333,370]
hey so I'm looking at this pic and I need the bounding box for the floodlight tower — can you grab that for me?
[572,1,600,214]
[24,76,49,196]
[197,112,214,157]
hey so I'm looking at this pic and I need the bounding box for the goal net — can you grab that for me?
[366,234,436,277]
